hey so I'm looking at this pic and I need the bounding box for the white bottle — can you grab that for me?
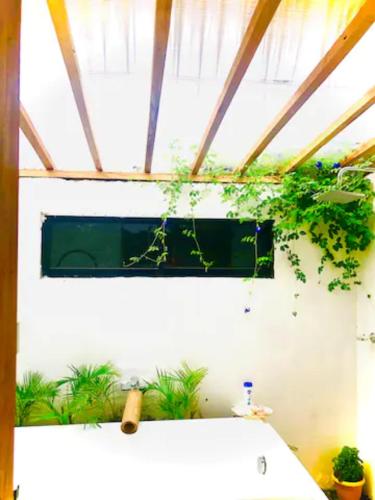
[243,381,253,407]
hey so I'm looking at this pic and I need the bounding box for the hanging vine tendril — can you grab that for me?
[122,146,375,292]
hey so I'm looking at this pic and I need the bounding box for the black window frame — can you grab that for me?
[41,215,274,278]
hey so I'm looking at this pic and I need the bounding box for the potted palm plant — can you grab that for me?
[332,446,365,500]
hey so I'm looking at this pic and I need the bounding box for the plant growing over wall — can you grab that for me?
[158,144,227,271]
[145,362,207,420]
[222,158,375,291]
[122,144,224,271]
[332,446,364,483]
[119,145,375,292]
[151,152,375,292]
[159,167,215,271]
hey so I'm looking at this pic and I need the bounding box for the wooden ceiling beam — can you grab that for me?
[47,0,103,172]
[190,0,282,175]
[20,104,56,171]
[340,137,375,167]
[19,169,280,184]
[284,86,375,172]
[0,1,21,499]
[145,0,173,174]
[237,0,375,175]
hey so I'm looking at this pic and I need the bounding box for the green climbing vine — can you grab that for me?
[222,157,375,291]
[123,144,223,271]
[122,222,168,268]
[158,147,218,271]
[122,144,375,293]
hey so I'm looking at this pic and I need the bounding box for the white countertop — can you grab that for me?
[15,417,326,500]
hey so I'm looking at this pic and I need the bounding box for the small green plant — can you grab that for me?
[16,371,57,426]
[38,362,120,426]
[145,362,207,420]
[332,446,364,483]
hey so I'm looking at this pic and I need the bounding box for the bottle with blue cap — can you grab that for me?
[243,381,253,408]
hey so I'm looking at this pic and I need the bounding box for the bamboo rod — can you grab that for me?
[121,390,143,435]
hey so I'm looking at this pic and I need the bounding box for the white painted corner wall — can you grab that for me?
[356,176,375,498]
[17,178,357,483]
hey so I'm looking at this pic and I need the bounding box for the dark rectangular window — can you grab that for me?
[41,216,274,278]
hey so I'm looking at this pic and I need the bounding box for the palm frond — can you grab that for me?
[16,371,58,426]
[145,363,207,420]
[18,362,121,426]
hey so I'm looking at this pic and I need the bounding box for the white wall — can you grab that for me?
[356,178,375,497]
[17,178,357,481]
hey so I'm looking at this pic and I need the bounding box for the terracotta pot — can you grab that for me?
[333,475,365,500]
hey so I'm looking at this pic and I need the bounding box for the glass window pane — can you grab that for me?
[42,216,273,278]
[43,217,122,270]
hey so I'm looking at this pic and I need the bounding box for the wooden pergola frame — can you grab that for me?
[0,2,21,499]
[19,0,375,182]
[285,86,375,173]
[47,0,103,172]
[0,0,374,497]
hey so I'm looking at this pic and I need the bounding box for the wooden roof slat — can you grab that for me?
[237,0,375,175]
[191,0,282,175]
[20,104,56,171]
[19,169,280,184]
[340,137,375,167]
[284,86,375,172]
[47,0,103,172]
[145,0,173,174]
[0,1,21,498]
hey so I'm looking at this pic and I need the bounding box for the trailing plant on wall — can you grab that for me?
[122,144,222,271]
[121,145,375,293]
[158,167,216,271]
[222,158,375,291]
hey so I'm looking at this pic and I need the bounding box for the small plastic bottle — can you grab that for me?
[243,381,253,408]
